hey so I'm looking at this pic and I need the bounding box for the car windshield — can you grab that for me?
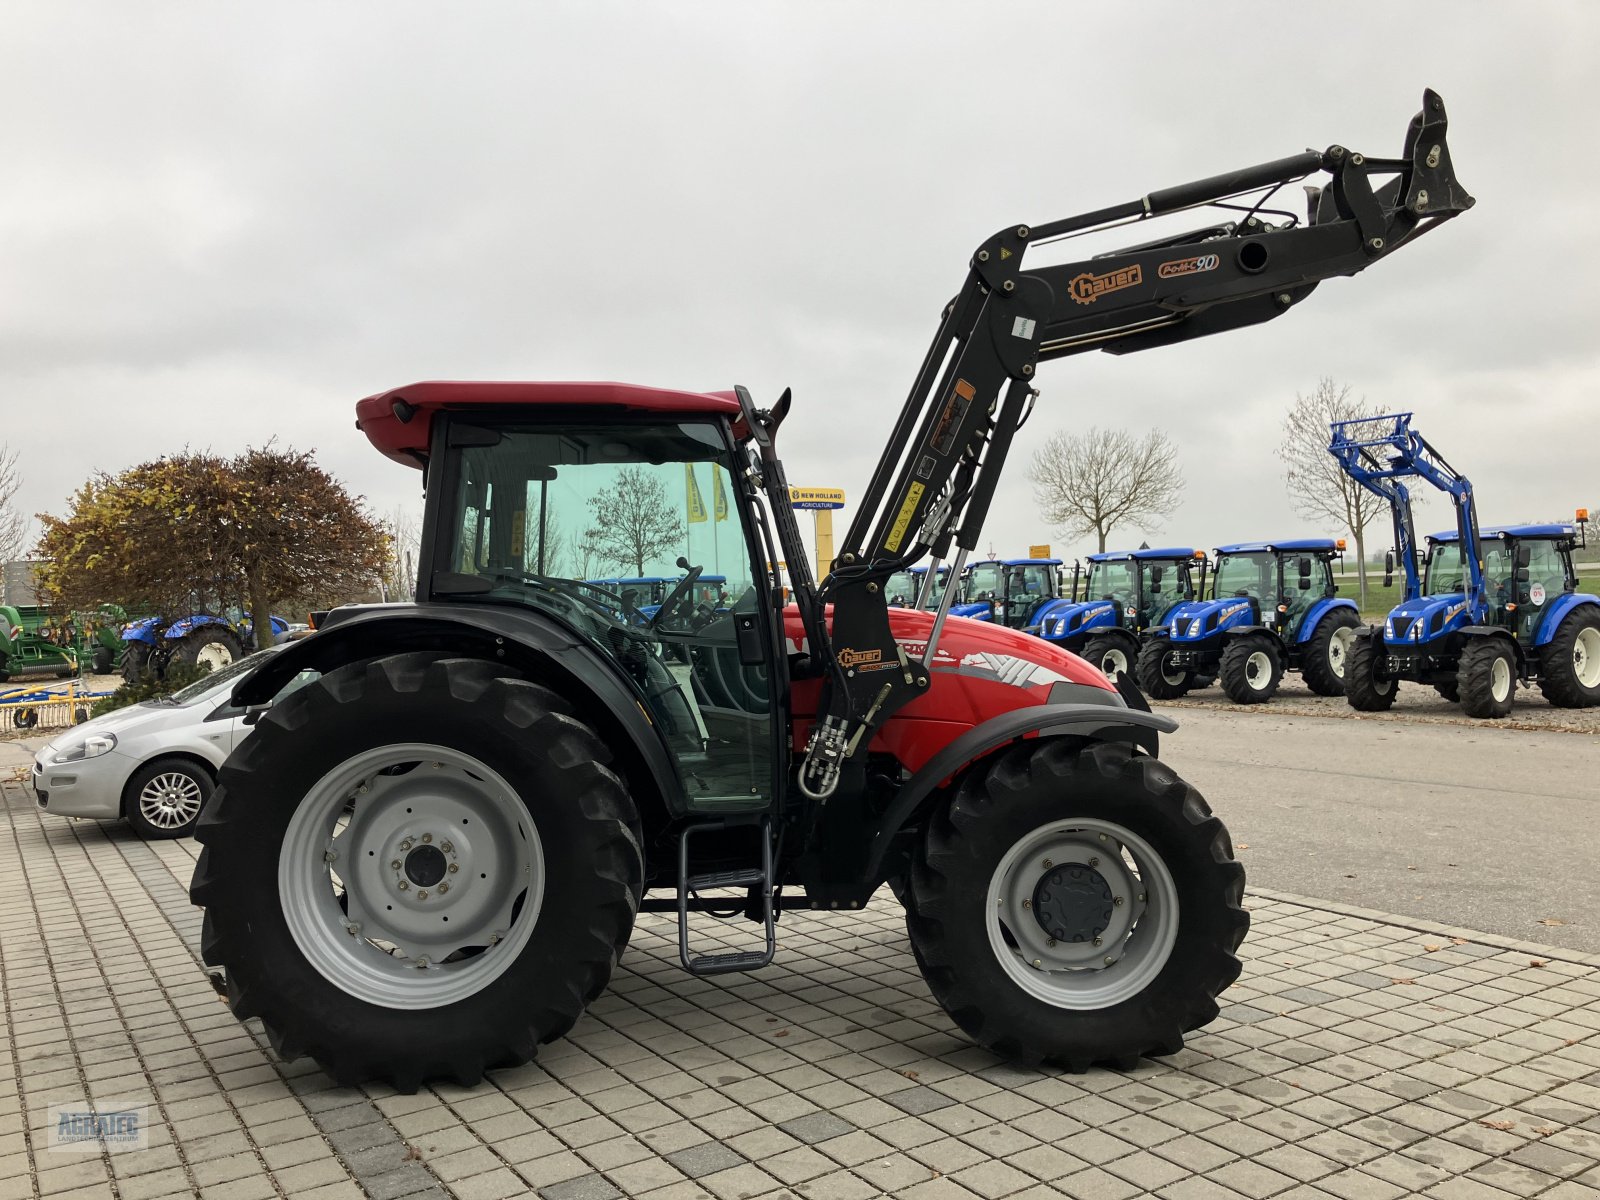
[1212,552,1276,601]
[167,646,284,705]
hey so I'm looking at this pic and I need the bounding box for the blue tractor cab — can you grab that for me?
[1137,539,1360,703]
[1033,548,1203,681]
[884,565,954,610]
[1329,412,1600,717]
[950,558,1062,628]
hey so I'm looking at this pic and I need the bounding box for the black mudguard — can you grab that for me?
[232,602,687,816]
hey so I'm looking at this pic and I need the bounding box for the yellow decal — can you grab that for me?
[999,246,1013,260]
[885,481,925,552]
[1069,262,1143,305]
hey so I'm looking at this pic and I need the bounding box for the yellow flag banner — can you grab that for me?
[685,464,708,523]
[712,468,729,522]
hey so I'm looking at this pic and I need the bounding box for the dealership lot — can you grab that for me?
[4,761,1600,1200]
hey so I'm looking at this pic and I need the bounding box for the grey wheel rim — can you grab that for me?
[1328,626,1355,679]
[1245,650,1273,690]
[1490,656,1512,703]
[985,817,1178,1010]
[1100,647,1130,679]
[195,641,235,671]
[138,772,205,829]
[1160,658,1186,687]
[1575,626,1600,689]
[278,743,543,1009]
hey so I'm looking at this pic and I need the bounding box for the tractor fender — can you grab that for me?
[1294,598,1359,643]
[164,614,230,640]
[1531,594,1600,648]
[229,602,687,819]
[860,699,1177,885]
[1220,623,1271,640]
[1457,625,1526,668]
[120,617,163,645]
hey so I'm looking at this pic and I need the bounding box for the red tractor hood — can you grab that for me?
[784,605,1118,775]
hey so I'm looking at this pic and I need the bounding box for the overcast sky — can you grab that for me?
[5,3,1598,575]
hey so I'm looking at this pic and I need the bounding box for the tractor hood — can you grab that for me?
[1382,593,1472,645]
[1031,598,1122,640]
[1163,596,1259,642]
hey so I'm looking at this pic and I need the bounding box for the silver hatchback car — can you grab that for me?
[33,645,315,838]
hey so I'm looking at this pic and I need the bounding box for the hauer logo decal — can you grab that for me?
[838,647,882,668]
[1069,263,1142,305]
[1157,253,1220,279]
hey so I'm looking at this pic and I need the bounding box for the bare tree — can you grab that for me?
[1277,377,1384,608]
[1028,427,1184,553]
[583,467,684,575]
[0,445,26,564]
[380,504,422,600]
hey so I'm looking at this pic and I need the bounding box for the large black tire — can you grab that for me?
[1082,635,1137,682]
[191,654,643,1091]
[171,625,244,673]
[1218,634,1282,704]
[123,756,213,839]
[1458,638,1516,719]
[1299,609,1361,697]
[1135,638,1193,700]
[1432,680,1460,703]
[904,740,1247,1070]
[1537,607,1600,709]
[121,642,152,684]
[91,644,116,675]
[1344,631,1397,711]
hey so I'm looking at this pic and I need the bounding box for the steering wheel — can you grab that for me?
[649,558,704,630]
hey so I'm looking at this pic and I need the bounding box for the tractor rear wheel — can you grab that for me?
[1537,607,1600,708]
[1300,610,1361,696]
[172,626,244,674]
[191,653,643,1091]
[1343,632,1397,711]
[1135,639,1193,700]
[1083,635,1134,682]
[1458,638,1516,719]
[904,740,1246,1069]
[1219,634,1282,704]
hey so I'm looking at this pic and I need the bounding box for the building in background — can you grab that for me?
[2,561,42,606]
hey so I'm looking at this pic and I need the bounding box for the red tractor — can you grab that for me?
[191,93,1470,1089]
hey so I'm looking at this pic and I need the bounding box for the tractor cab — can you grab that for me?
[953,558,1062,628]
[1392,524,1587,650]
[1031,549,1200,679]
[1172,540,1341,641]
[884,564,953,610]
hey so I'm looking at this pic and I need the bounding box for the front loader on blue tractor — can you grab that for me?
[1329,413,1600,717]
[1035,549,1204,682]
[1136,541,1361,703]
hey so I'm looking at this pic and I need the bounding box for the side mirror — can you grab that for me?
[1149,567,1164,588]
[1383,550,1395,589]
[1514,544,1531,569]
[1514,566,1530,584]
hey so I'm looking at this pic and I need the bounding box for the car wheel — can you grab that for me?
[124,757,213,839]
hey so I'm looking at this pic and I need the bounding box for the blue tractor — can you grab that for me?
[1033,548,1204,680]
[1329,413,1599,717]
[1136,540,1361,703]
[120,612,291,682]
[949,557,1063,627]
[884,564,954,610]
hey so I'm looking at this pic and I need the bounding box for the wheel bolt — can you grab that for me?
[1138,893,1146,902]
[323,850,338,863]
[398,881,409,891]
[437,883,449,894]
[1114,897,1125,907]
[1104,956,1114,966]
[1088,857,1099,868]
[1042,859,1052,869]
[1032,959,1042,969]
[417,890,428,900]
[1022,898,1031,909]
[441,841,454,854]
[421,833,432,844]
[415,956,430,969]
[400,837,414,851]
[1093,936,1103,947]
[1098,833,1108,842]
[1046,937,1057,948]
[448,863,459,874]
[391,859,402,870]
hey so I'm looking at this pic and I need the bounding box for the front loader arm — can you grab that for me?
[797,89,1472,799]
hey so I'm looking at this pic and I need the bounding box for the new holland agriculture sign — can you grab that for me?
[789,487,846,510]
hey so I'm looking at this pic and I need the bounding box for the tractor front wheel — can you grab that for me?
[904,740,1246,1069]
[1082,635,1134,682]
[1537,607,1600,709]
[1343,632,1397,711]
[1300,610,1361,697]
[191,653,643,1091]
[1135,639,1193,700]
[121,643,152,684]
[1458,638,1517,719]
[1219,634,1282,704]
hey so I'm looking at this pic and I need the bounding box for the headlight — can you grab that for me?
[50,733,117,763]
[1052,619,1067,635]
[1410,622,1423,642]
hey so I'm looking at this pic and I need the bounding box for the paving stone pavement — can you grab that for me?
[3,781,1600,1200]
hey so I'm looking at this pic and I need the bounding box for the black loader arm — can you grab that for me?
[798,88,1473,799]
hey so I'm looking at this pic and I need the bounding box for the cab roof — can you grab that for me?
[970,558,1064,568]
[1086,547,1196,563]
[1427,524,1575,543]
[356,381,742,467]
[1216,539,1339,555]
